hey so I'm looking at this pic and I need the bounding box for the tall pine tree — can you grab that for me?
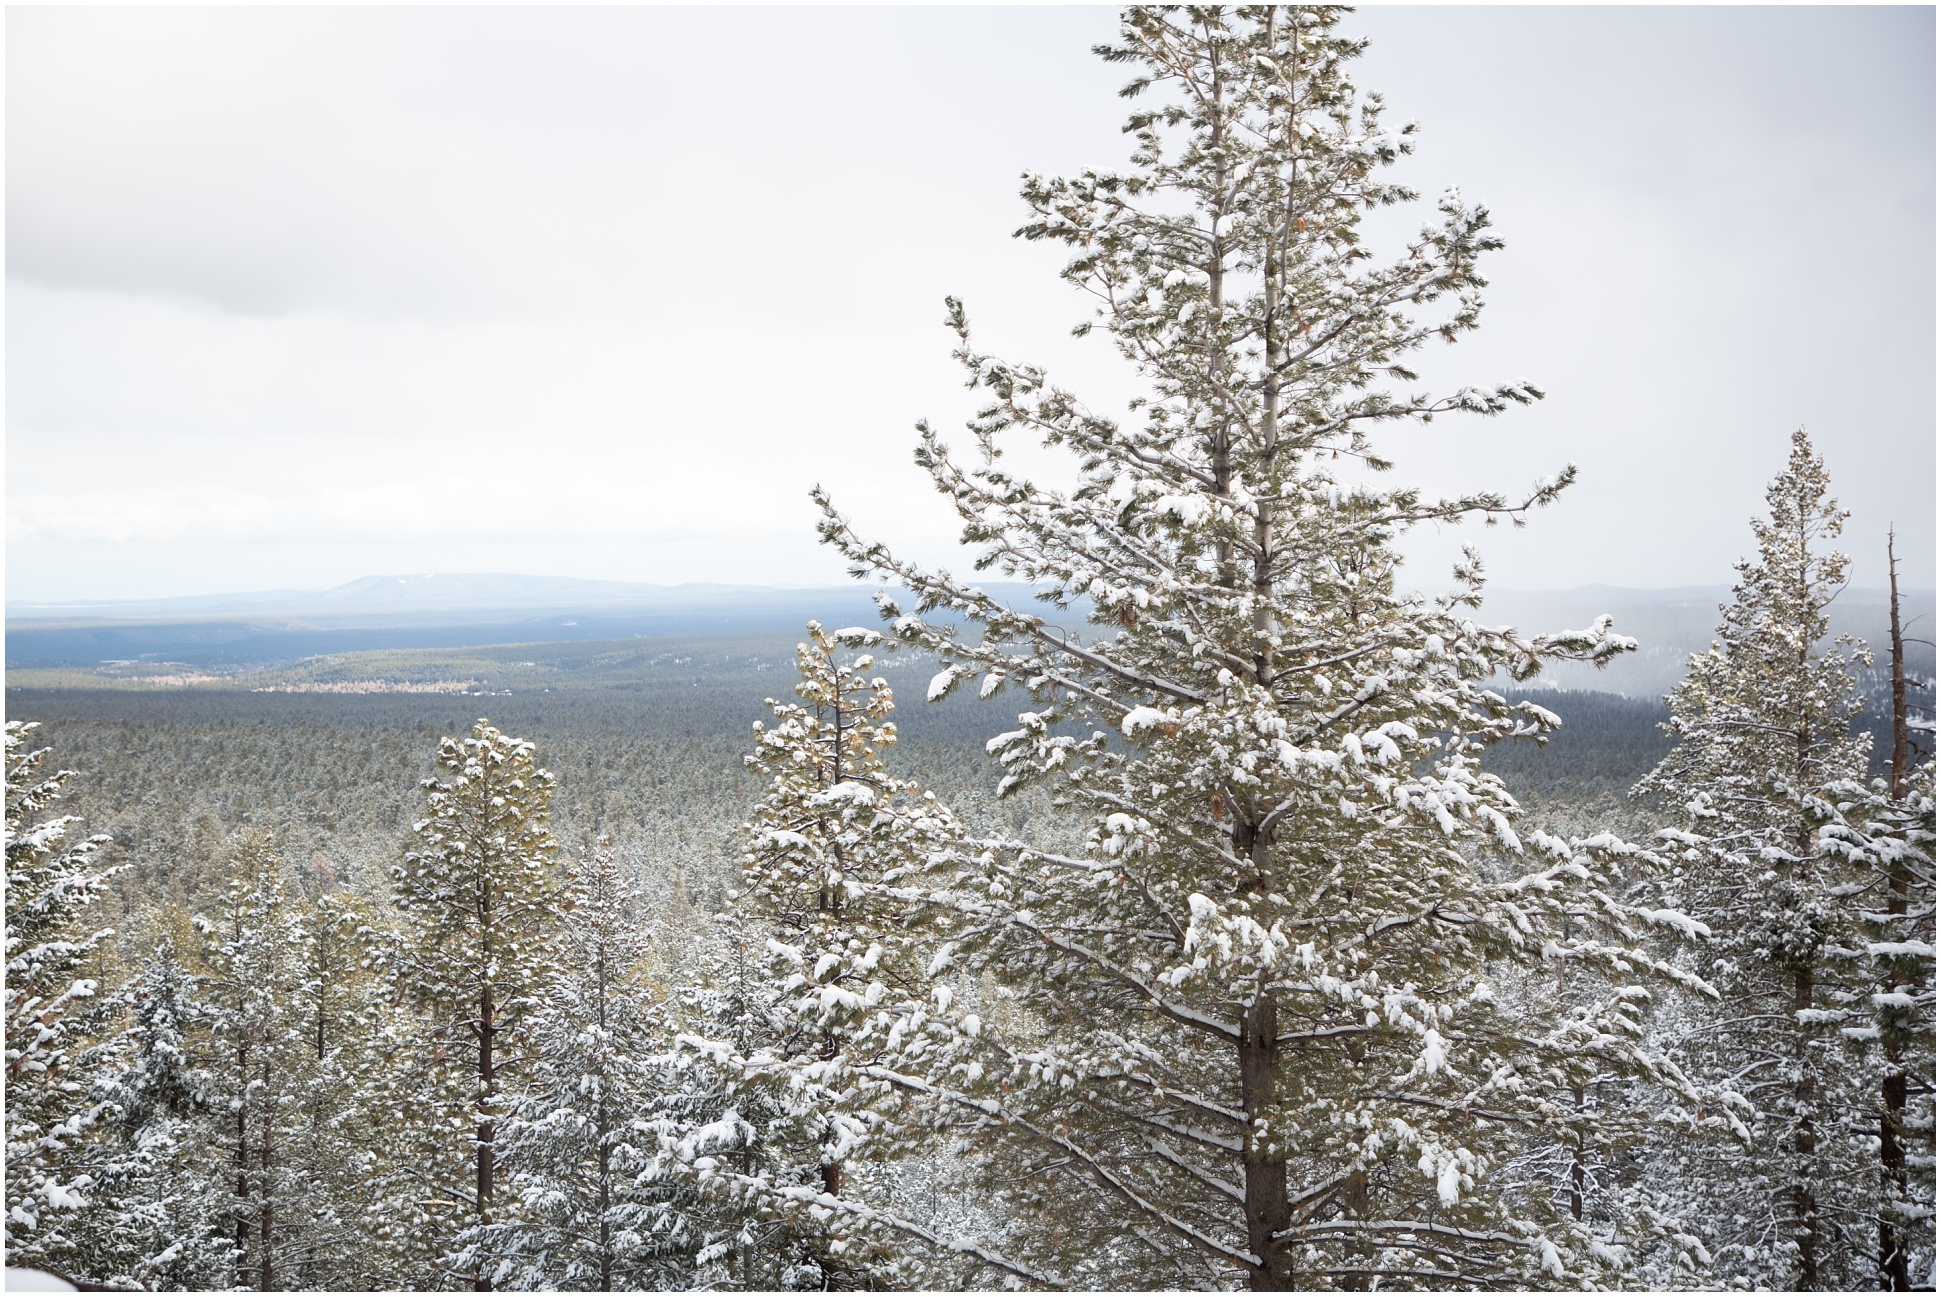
[803,8,1709,1287]
[1860,532,1938,1289]
[391,720,568,1290]
[454,840,676,1291]
[1634,428,1881,1289]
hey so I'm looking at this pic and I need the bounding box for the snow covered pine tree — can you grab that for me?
[4,721,119,1276]
[656,905,899,1290]
[704,621,978,1289]
[281,884,416,1289]
[789,7,1711,1289]
[1636,429,1929,1289]
[66,938,235,1290]
[1817,729,1937,1291]
[199,833,351,1291]
[1852,534,1938,1290]
[390,720,568,1290]
[455,840,679,1291]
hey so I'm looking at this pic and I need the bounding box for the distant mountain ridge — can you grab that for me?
[3,575,1074,672]
[7,573,1932,698]
[15,572,1931,619]
[6,573,806,620]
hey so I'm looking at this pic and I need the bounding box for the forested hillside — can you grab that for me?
[3,658,1679,970]
[7,8,1932,1293]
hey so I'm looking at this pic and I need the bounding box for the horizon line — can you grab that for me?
[8,570,1932,615]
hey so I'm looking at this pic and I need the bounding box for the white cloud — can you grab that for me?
[9,486,283,544]
[6,6,1933,601]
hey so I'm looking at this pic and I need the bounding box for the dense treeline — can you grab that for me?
[2,675,1693,938]
[1,677,1066,944]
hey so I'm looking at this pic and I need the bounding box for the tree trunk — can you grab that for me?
[261,1071,275,1292]
[260,1193,275,1290]
[1569,1084,1586,1223]
[1879,537,1912,1291]
[1879,1066,1911,1290]
[1205,37,1232,586]
[1792,966,1818,1290]
[1889,530,1909,800]
[1340,1168,1372,1291]
[235,1040,251,1291]
[597,1133,613,1293]
[477,984,495,1292]
[1239,994,1289,1290]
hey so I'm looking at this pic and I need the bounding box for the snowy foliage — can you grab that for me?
[654,626,975,1288]
[1818,760,1938,1290]
[51,940,234,1292]
[454,841,693,1291]
[657,907,906,1291]
[274,884,426,1290]
[5,9,1921,1294]
[388,719,569,1287]
[1634,430,1931,1289]
[4,721,119,1271]
[195,833,387,1291]
[791,11,1716,1286]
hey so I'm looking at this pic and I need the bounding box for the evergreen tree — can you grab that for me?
[1862,534,1938,1290]
[691,623,976,1288]
[1811,546,1937,1293]
[5,720,120,1271]
[1634,429,1881,1288]
[802,8,1708,1288]
[635,640,929,1289]
[1817,759,1937,1290]
[338,912,457,1290]
[390,720,568,1289]
[197,833,336,1291]
[454,841,676,1291]
[661,908,900,1291]
[283,885,415,1290]
[67,939,235,1291]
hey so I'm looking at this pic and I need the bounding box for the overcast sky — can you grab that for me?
[8,5,1934,603]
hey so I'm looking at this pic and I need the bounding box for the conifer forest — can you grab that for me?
[6,9,1935,1292]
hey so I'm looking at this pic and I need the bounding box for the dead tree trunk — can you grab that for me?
[1889,530,1911,799]
[1878,531,1914,1290]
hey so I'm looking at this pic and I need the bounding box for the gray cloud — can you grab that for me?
[6,6,1932,601]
